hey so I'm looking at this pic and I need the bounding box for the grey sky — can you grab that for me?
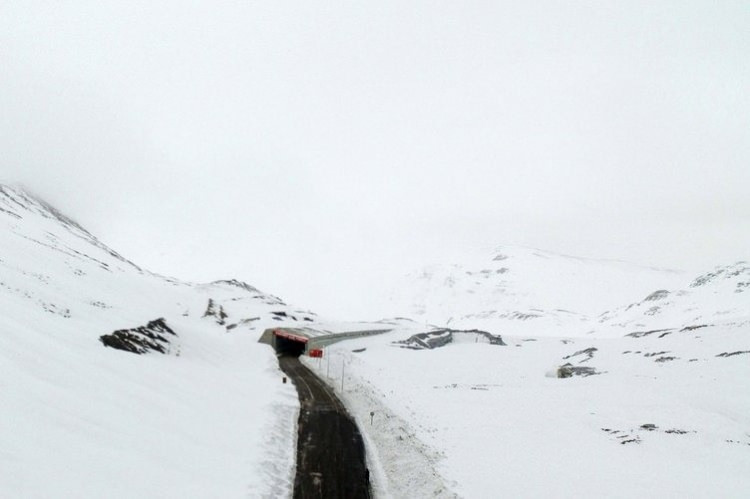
[2,1,748,319]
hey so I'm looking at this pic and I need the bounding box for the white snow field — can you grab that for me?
[0,185,307,498]
[304,260,750,498]
[3,183,749,498]
[389,246,688,337]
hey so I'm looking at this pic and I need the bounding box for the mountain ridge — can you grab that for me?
[389,245,746,338]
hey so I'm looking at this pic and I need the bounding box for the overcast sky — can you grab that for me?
[2,1,748,319]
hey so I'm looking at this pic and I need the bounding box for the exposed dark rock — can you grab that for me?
[40,302,71,318]
[604,424,694,444]
[508,311,541,320]
[644,306,661,316]
[716,351,750,358]
[691,262,750,288]
[564,347,598,363]
[726,262,750,278]
[99,318,176,355]
[627,329,674,338]
[681,324,709,332]
[602,428,640,445]
[203,299,228,325]
[691,268,725,287]
[0,206,21,219]
[395,330,452,350]
[269,310,307,322]
[394,328,506,350]
[644,290,670,301]
[654,356,678,363]
[620,438,640,445]
[557,363,602,378]
[224,316,262,332]
[212,279,261,293]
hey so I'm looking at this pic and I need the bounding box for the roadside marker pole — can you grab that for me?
[341,357,345,392]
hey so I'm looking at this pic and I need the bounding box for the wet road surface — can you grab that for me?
[279,355,371,499]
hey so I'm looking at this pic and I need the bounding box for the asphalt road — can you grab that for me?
[279,355,371,499]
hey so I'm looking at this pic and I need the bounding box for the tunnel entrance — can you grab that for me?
[273,329,308,357]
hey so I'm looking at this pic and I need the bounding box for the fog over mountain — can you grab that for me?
[2,1,748,319]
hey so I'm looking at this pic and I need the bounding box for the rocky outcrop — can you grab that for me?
[395,328,506,350]
[557,363,602,378]
[203,298,228,325]
[100,318,177,354]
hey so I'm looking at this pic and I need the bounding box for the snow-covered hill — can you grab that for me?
[0,185,318,330]
[3,183,748,498]
[0,184,318,497]
[306,247,750,497]
[389,246,686,336]
[309,317,750,498]
[309,257,749,497]
[599,261,750,334]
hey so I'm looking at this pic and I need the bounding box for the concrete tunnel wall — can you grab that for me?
[258,327,393,356]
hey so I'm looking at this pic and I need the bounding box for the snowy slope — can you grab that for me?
[0,185,314,498]
[598,261,750,334]
[304,306,750,497]
[4,183,748,498]
[305,251,749,498]
[310,326,750,498]
[389,246,685,336]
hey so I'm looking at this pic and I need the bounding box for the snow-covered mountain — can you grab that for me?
[315,254,750,497]
[599,261,750,334]
[0,184,317,333]
[389,246,687,336]
[0,184,320,497]
[311,314,750,498]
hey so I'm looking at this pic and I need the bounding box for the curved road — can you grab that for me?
[279,355,371,499]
